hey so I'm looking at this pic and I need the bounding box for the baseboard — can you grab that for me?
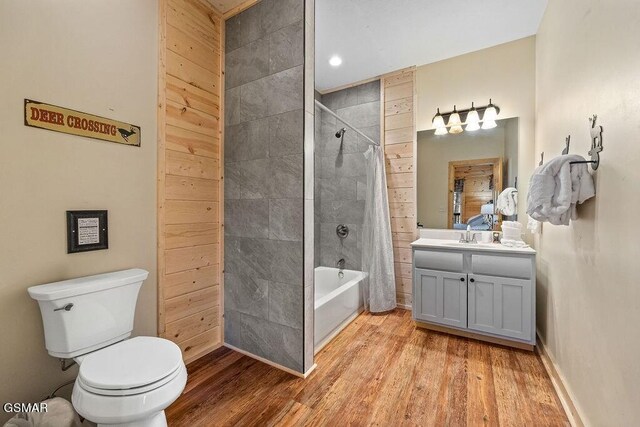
[415,320,534,351]
[396,303,411,310]
[536,332,585,427]
[224,342,314,379]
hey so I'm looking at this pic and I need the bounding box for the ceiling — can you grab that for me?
[316,0,547,91]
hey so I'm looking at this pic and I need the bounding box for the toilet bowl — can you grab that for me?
[27,269,187,427]
[72,336,186,427]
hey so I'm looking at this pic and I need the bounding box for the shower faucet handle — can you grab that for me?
[337,258,346,270]
[336,224,349,238]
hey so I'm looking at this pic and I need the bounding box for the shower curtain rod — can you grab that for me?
[314,99,380,147]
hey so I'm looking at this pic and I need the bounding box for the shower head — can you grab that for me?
[335,128,346,138]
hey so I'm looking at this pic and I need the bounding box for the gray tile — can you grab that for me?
[225,87,241,126]
[270,240,303,285]
[225,199,269,238]
[269,281,302,328]
[336,101,380,129]
[269,109,303,157]
[318,155,336,178]
[320,200,366,224]
[224,162,242,200]
[226,37,270,89]
[239,313,303,372]
[318,177,357,201]
[223,309,242,347]
[225,2,264,52]
[240,66,303,122]
[335,152,366,178]
[321,86,358,110]
[269,199,303,241]
[225,273,269,320]
[357,80,381,103]
[319,223,361,270]
[225,237,273,281]
[269,154,303,198]
[261,0,303,34]
[269,20,304,75]
[240,158,270,199]
[225,118,270,162]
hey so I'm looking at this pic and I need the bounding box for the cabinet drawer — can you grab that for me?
[414,250,463,272]
[471,254,531,279]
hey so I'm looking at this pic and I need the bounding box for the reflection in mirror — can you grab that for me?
[417,118,519,231]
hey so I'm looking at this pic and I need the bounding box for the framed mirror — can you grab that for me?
[417,117,519,231]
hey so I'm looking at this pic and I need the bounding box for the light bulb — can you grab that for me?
[481,119,497,130]
[483,99,498,122]
[329,55,342,67]
[435,126,448,135]
[466,102,480,131]
[432,108,445,129]
[466,121,480,131]
[448,106,461,126]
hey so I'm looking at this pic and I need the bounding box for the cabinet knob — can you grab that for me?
[470,278,475,283]
[460,277,465,282]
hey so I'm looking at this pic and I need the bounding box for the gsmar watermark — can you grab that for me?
[3,402,48,413]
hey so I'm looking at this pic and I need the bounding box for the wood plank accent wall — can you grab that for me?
[382,68,418,309]
[158,0,223,363]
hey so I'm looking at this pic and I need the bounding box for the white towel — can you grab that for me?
[527,215,541,233]
[496,187,518,216]
[526,154,595,225]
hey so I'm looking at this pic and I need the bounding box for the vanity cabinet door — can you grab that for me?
[414,268,467,328]
[467,274,532,341]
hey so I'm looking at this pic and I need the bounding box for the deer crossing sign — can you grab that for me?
[24,99,141,147]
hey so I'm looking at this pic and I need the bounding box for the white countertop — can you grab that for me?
[411,238,536,255]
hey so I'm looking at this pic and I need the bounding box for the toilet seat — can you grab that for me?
[77,336,183,396]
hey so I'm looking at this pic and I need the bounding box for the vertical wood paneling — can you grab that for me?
[159,0,223,364]
[382,68,417,309]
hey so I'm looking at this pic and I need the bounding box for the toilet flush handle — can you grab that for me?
[53,303,74,312]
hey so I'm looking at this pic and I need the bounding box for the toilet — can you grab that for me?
[28,269,186,427]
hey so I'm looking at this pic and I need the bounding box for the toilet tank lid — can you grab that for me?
[28,269,149,301]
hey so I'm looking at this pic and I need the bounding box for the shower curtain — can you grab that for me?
[362,145,397,313]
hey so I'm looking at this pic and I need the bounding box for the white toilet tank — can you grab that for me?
[28,269,149,359]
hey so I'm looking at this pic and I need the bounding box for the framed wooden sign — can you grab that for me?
[24,99,141,147]
[67,210,109,253]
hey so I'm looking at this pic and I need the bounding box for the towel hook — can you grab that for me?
[562,135,571,155]
[539,152,544,166]
[569,115,603,170]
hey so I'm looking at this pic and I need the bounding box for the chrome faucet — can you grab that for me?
[336,258,345,270]
[459,226,480,244]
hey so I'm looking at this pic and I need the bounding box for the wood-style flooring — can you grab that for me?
[166,309,569,426]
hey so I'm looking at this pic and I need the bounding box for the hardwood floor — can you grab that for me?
[166,309,569,426]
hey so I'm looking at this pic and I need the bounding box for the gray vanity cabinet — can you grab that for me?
[467,274,532,341]
[414,268,467,328]
[412,245,536,349]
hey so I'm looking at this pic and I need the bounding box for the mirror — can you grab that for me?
[417,118,519,231]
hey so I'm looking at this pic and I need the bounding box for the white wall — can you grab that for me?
[0,0,158,419]
[535,1,640,425]
[416,37,536,228]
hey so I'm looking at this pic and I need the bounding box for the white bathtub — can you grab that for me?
[314,267,366,352]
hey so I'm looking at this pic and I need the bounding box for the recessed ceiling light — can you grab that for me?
[329,55,342,67]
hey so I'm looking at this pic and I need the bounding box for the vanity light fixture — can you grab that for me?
[465,102,480,131]
[448,106,463,134]
[329,55,342,67]
[481,99,498,129]
[432,108,445,129]
[431,100,500,135]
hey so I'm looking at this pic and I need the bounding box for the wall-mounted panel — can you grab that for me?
[159,0,224,363]
[382,68,417,309]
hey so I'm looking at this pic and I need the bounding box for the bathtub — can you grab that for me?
[314,267,366,352]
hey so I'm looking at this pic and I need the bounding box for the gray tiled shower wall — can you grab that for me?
[224,0,306,373]
[315,81,380,271]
